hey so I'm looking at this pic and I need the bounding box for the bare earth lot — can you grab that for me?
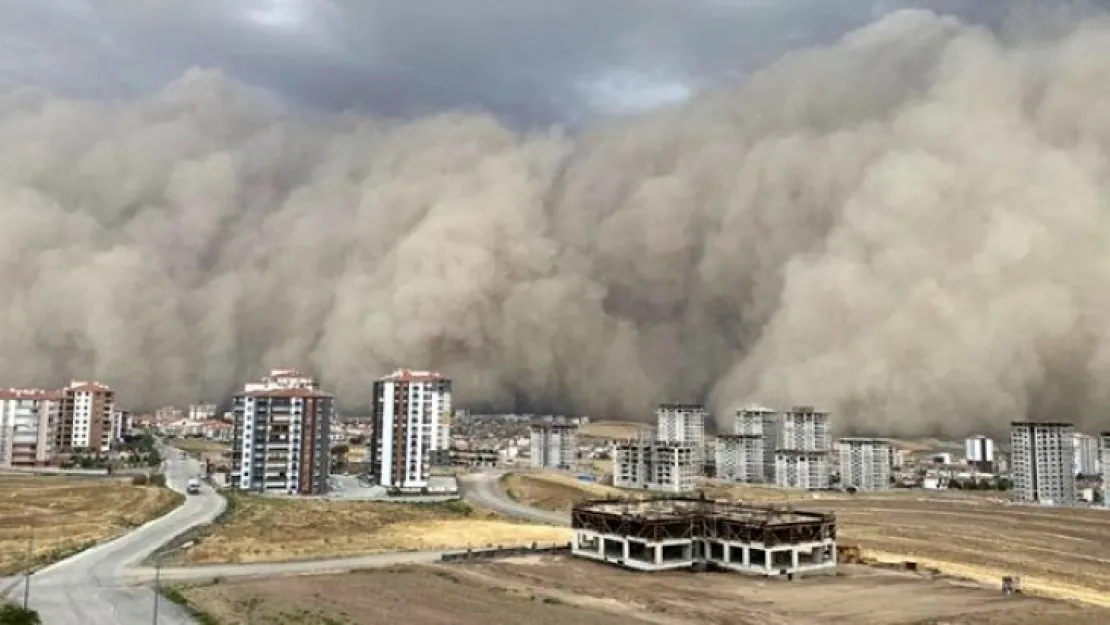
[0,474,182,574]
[504,472,1110,606]
[177,556,1110,625]
[177,495,570,565]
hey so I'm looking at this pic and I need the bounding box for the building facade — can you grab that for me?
[369,369,453,491]
[1100,433,1110,507]
[530,416,578,470]
[964,435,995,472]
[614,439,699,493]
[0,389,59,467]
[835,438,891,492]
[56,381,115,455]
[231,370,333,495]
[715,434,765,483]
[656,403,706,448]
[1073,433,1100,477]
[188,403,217,422]
[768,407,831,489]
[1010,421,1076,506]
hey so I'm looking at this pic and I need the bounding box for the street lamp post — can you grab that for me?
[151,544,184,625]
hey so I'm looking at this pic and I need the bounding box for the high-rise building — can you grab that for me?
[1100,433,1110,507]
[369,369,453,491]
[1010,421,1076,506]
[835,438,891,492]
[715,434,764,483]
[0,389,59,467]
[964,435,995,472]
[656,404,706,446]
[768,406,831,490]
[56,381,115,455]
[1073,433,1100,477]
[614,435,700,493]
[231,369,333,495]
[530,416,578,470]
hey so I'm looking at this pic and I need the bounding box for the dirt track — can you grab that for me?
[177,556,1110,624]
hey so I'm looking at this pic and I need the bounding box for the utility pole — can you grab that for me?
[152,557,161,625]
[23,527,34,609]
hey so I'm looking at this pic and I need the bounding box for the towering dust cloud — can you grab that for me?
[2,8,1110,437]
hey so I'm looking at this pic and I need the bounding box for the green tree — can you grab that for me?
[0,603,43,625]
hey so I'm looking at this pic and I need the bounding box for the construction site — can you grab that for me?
[570,496,837,576]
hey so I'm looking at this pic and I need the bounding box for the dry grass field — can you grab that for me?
[178,495,570,565]
[174,556,1110,625]
[171,439,231,454]
[0,475,182,575]
[501,473,1110,607]
[577,420,653,440]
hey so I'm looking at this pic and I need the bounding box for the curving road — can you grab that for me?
[5,450,226,624]
[458,471,570,526]
[4,461,564,624]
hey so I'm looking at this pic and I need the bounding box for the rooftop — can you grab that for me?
[1011,421,1074,428]
[573,497,831,526]
[379,368,449,383]
[241,388,333,399]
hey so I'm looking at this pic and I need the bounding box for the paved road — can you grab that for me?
[5,449,226,624]
[458,471,570,526]
[3,464,563,623]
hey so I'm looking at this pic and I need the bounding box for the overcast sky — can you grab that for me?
[0,0,1028,126]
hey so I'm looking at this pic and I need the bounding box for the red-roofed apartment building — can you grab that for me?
[55,380,116,456]
[231,368,333,495]
[369,368,453,491]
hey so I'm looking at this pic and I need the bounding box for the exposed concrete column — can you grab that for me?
[622,539,630,561]
[723,543,731,564]
[654,545,663,565]
[742,546,750,567]
[792,549,799,570]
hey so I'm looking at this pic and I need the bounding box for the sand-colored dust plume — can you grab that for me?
[2,8,1110,437]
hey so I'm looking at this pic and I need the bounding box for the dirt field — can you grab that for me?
[0,475,182,574]
[578,420,653,440]
[175,556,1110,625]
[178,495,570,565]
[502,473,1110,606]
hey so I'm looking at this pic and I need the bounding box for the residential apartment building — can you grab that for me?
[964,435,995,472]
[530,415,578,470]
[187,403,217,422]
[614,438,699,492]
[1073,433,1100,477]
[231,370,333,495]
[369,369,453,491]
[835,438,891,492]
[1010,421,1076,506]
[0,389,59,467]
[55,380,115,455]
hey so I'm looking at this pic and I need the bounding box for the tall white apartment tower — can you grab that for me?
[370,369,453,491]
[835,438,892,492]
[1010,421,1076,506]
[530,416,578,470]
[232,369,333,495]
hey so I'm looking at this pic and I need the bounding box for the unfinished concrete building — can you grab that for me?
[1011,421,1076,506]
[768,407,832,489]
[835,438,891,492]
[530,416,578,470]
[614,436,700,493]
[571,497,837,576]
[656,403,706,461]
[716,434,765,483]
[1101,432,1110,507]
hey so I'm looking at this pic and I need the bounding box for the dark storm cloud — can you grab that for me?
[0,0,1016,125]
